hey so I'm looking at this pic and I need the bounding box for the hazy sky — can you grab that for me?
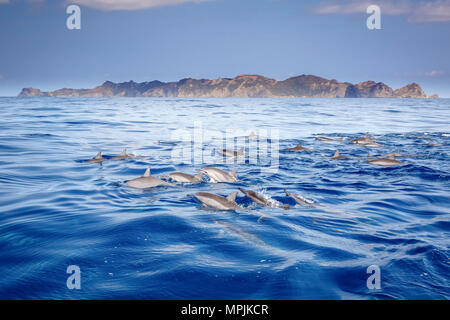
[0,0,449,96]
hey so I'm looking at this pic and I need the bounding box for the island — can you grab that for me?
[18,74,438,98]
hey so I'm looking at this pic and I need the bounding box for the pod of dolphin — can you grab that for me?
[84,132,440,213]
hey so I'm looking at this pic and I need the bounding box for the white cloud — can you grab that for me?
[311,1,411,15]
[310,0,450,23]
[70,0,213,11]
[0,0,11,4]
[424,70,445,77]
[409,1,450,22]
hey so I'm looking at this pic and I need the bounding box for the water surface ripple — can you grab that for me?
[0,97,449,299]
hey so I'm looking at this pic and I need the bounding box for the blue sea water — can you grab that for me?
[0,97,449,300]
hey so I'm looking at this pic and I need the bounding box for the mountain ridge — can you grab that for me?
[18,74,438,98]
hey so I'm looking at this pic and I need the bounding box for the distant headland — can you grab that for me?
[18,74,439,98]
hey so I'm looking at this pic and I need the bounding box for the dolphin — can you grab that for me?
[362,142,382,148]
[191,191,240,211]
[238,188,290,210]
[211,218,267,246]
[350,133,381,147]
[198,167,237,183]
[283,142,313,152]
[315,136,343,142]
[283,189,347,214]
[331,150,349,160]
[247,131,261,140]
[350,132,372,144]
[111,149,136,160]
[368,156,403,167]
[167,172,203,183]
[125,167,174,189]
[427,141,440,146]
[218,147,244,157]
[377,152,418,158]
[378,152,404,158]
[284,189,315,207]
[87,152,107,164]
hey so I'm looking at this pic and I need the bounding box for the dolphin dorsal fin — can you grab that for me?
[297,143,302,148]
[144,167,151,177]
[230,170,237,178]
[121,149,127,156]
[227,191,238,203]
[95,152,102,159]
[334,150,340,157]
[284,188,290,196]
[387,155,395,160]
[364,132,369,137]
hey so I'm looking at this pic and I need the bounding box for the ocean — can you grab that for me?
[0,97,449,299]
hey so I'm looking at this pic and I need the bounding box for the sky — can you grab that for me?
[0,0,449,96]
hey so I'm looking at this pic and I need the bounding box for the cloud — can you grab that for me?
[69,0,213,11]
[0,0,11,3]
[310,0,450,23]
[311,1,411,15]
[409,1,450,22]
[423,70,446,77]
